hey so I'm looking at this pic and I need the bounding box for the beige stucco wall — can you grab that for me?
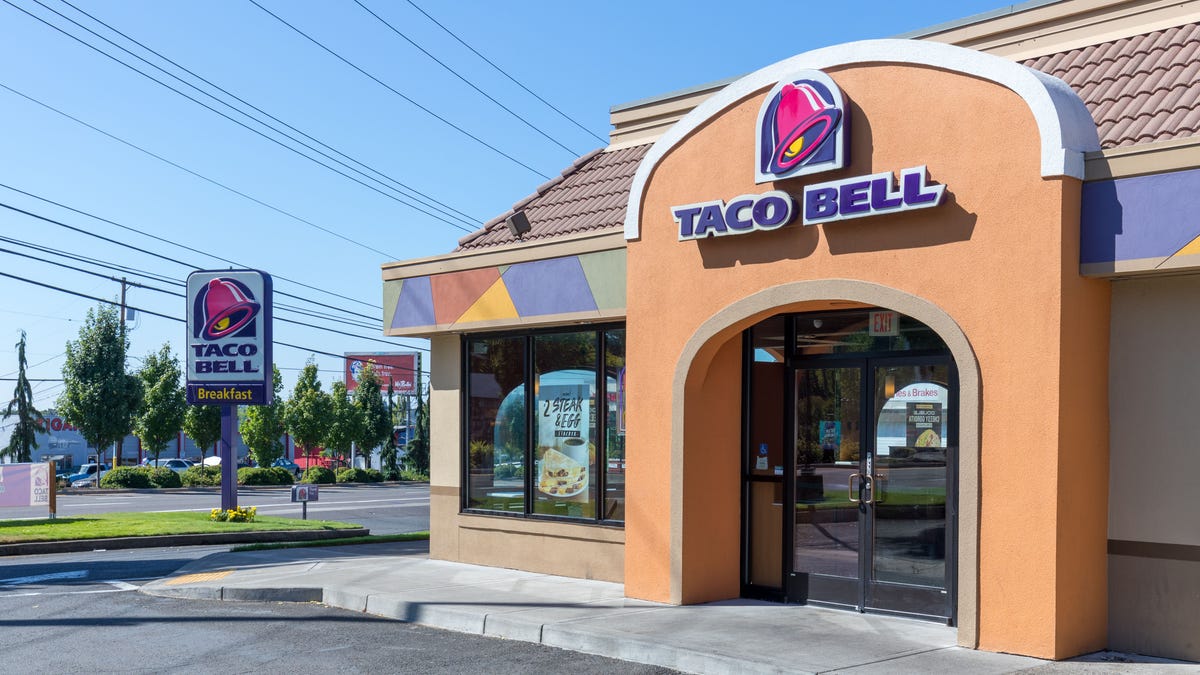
[426,334,625,582]
[1107,276,1200,661]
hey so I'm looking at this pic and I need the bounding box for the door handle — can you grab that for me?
[848,473,861,503]
[862,475,875,504]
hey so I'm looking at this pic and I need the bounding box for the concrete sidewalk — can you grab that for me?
[140,541,1195,674]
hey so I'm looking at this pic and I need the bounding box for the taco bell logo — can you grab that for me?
[755,71,848,184]
[192,278,261,341]
[186,269,273,405]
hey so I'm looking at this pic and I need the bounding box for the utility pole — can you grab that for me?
[114,277,129,468]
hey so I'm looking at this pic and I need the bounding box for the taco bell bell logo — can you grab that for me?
[755,71,848,183]
[193,278,261,341]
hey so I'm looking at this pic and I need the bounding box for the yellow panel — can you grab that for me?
[1172,234,1200,258]
[456,277,518,324]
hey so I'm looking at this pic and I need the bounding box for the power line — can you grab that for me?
[45,0,482,230]
[352,0,581,156]
[0,273,431,371]
[2,0,468,243]
[0,174,380,312]
[0,195,383,325]
[0,245,408,350]
[0,231,380,333]
[404,0,606,145]
[246,0,552,180]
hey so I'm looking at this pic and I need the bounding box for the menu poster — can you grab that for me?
[906,402,943,448]
[537,383,591,501]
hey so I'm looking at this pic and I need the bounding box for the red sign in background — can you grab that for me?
[344,352,419,393]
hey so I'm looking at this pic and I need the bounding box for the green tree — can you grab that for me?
[284,360,332,466]
[183,404,222,461]
[239,364,286,467]
[324,380,362,469]
[405,391,430,475]
[352,363,391,469]
[57,305,142,466]
[3,331,43,463]
[132,344,186,463]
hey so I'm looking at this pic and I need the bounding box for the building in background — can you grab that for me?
[381,0,1200,662]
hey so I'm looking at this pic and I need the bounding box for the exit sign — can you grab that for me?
[870,311,899,336]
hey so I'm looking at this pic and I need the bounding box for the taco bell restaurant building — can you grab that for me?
[382,0,1200,662]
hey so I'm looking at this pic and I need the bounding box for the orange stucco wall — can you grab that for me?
[622,63,1109,659]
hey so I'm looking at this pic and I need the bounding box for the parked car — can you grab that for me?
[272,457,302,478]
[66,463,109,486]
[145,458,194,473]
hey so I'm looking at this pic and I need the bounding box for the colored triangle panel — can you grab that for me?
[457,277,518,324]
[390,276,435,329]
[503,257,598,316]
[430,267,502,325]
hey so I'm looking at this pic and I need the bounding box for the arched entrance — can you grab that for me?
[743,308,957,622]
[669,280,981,644]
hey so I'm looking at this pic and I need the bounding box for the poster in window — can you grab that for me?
[536,383,591,500]
[906,402,943,448]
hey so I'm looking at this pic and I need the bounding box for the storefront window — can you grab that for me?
[604,330,625,521]
[463,326,624,524]
[533,332,598,518]
[466,336,525,511]
[794,311,941,356]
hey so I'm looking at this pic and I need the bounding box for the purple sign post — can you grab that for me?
[186,270,273,512]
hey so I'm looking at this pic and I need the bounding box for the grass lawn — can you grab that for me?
[0,512,362,543]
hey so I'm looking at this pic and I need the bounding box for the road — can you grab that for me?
[0,548,674,674]
[1,483,429,535]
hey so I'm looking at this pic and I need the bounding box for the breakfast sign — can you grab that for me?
[672,69,946,241]
[536,383,590,501]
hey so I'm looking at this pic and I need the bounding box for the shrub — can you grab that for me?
[301,466,336,484]
[237,467,278,485]
[147,467,182,488]
[267,466,295,485]
[336,467,370,483]
[182,465,221,487]
[100,466,152,489]
[363,468,383,483]
[210,506,256,522]
[396,468,429,482]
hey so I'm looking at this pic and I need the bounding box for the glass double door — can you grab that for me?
[787,358,955,622]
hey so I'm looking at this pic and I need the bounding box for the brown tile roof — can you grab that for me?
[455,144,650,251]
[1025,22,1200,149]
[457,24,1200,250]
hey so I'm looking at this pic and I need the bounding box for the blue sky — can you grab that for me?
[0,0,1008,417]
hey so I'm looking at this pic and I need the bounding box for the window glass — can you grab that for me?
[532,332,598,518]
[748,316,786,477]
[604,330,625,521]
[466,336,525,512]
[794,311,941,356]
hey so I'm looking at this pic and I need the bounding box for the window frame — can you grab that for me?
[460,323,625,527]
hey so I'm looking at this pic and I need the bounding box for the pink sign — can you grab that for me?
[0,463,51,507]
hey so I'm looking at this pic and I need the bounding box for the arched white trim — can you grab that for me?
[669,280,981,646]
[624,39,1099,240]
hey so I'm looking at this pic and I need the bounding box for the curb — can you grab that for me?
[0,527,370,556]
[144,583,784,675]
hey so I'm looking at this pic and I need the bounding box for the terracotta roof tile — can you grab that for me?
[455,143,649,251]
[1026,22,1200,149]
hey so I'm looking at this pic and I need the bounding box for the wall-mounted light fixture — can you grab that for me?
[505,211,531,238]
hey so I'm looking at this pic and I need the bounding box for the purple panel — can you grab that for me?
[391,276,436,328]
[1082,168,1200,264]
[503,257,597,317]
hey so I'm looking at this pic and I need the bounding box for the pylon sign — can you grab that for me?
[186,270,273,405]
